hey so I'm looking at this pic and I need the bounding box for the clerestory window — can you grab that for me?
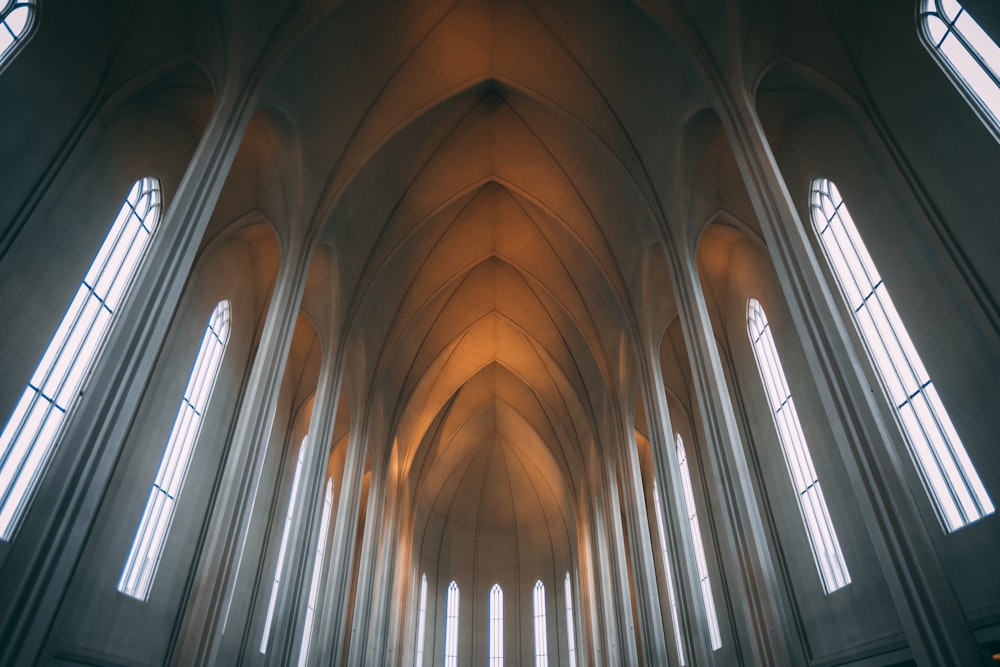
[920,0,1000,135]
[489,583,503,666]
[118,300,231,600]
[260,437,309,652]
[809,178,993,531]
[676,434,722,650]
[532,581,548,667]
[653,479,686,664]
[0,177,161,541]
[0,0,36,69]
[298,477,333,667]
[444,581,460,667]
[564,572,577,667]
[415,573,428,666]
[747,298,851,593]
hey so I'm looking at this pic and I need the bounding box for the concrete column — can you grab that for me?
[638,349,716,667]
[588,482,624,664]
[719,88,989,666]
[616,419,670,665]
[576,489,604,666]
[0,84,256,667]
[667,240,802,666]
[313,420,370,666]
[170,230,314,666]
[347,459,392,665]
[266,342,344,665]
[602,464,641,666]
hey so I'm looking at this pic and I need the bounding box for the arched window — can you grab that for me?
[298,477,333,667]
[0,0,37,69]
[118,300,231,600]
[0,177,162,541]
[415,573,428,666]
[676,434,722,650]
[920,0,1000,134]
[444,581,460,667]
[260,436,309,652]
[532,580,548,667]
[810,178,993,531]
[652,479,685,664]
[563,573,577,667]
[489,583,503,666]
[747,299,852,593]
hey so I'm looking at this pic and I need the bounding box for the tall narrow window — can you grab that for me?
[747,299,852,593]
[415,573,428,667]
[677,434,722,650]
[0,177,162,541]
[564,573,577,667]
[810,178,994,531]
[444,581,460,667]
[118,300,231,600]
[260,437,309,652]
[652,479,686,664]
[298,478,334,667]
[532,580,548,667]
[0,0,37,68]
[920,0,1000,133]
[489,583,503,666]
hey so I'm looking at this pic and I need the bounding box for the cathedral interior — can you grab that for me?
[1,0,999,665]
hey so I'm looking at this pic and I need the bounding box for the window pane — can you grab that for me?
[118,301,231,600]
[532,581,547,667]
[490,584,503,667]
[0,178,162,541]
[444,581,460,667]
[415,573,428,666]
[921,0,1000,130]
[261,437,309,653]
[747,299,852,593]
[298,478,334,667]
[564,573,577,667]
[652,479,685,665]
[809,178,994,531]
[676,435,722,650]
[0,1,36,67]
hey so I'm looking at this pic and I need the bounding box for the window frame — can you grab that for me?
[260,436,309,652]
[918,0,1000,141]
[0,0,38,73]
[808,177,994,532]
[532,580,548,667]
[117,299,232,601]
[489,583,503,666]
[444,581,460,667]
[0,177,162,542]
[747,298,852,594]
[676,433,723,650]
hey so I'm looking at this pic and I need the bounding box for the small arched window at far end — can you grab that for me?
[1,1,37,69]
[920,0,1000,135]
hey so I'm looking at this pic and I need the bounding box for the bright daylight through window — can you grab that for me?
[0,177,161,542]
[809,178,994,531]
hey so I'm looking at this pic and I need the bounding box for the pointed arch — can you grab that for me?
[0,177,162,541]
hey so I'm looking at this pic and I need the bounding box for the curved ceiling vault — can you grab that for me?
[249,0,716,501]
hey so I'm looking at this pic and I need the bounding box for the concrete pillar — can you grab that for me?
[347,459,392,665]
[638,348,717,667]
[602,464,641,666]
[616,418,670,665]
[0,84,255,667]
[666,238,802,666]
[313,421,370,666]
[170,226,314,665]
[265,342,344,665]
[719,88,989,666]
